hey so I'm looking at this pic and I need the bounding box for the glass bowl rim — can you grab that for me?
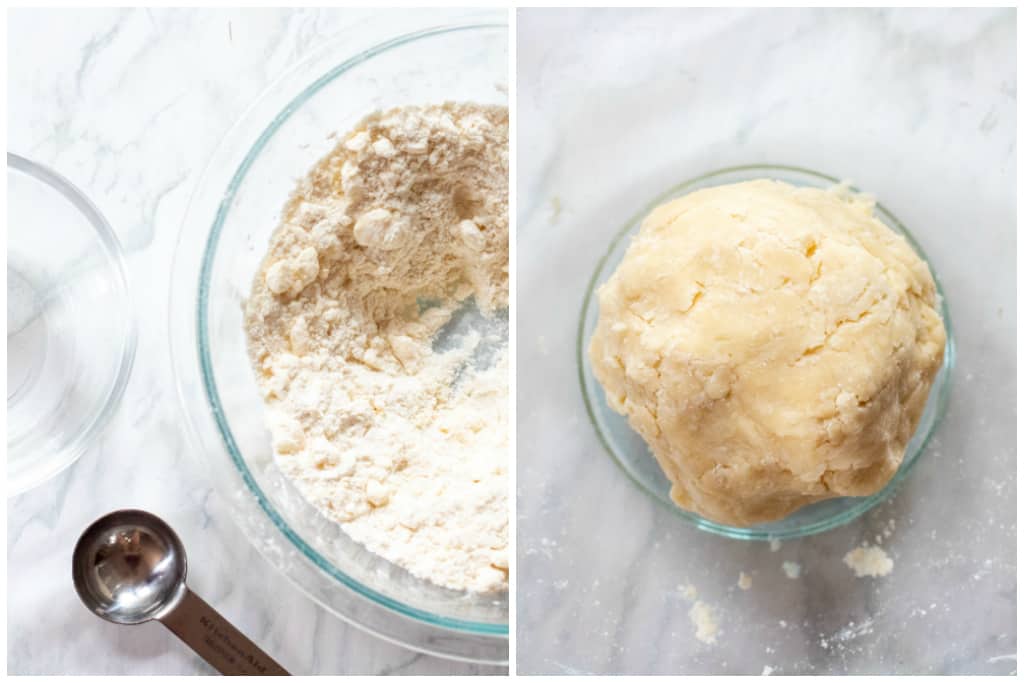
[195,22,508,635]
[7,152,137,496]
[576,163,956,541]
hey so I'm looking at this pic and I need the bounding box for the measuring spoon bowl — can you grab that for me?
[72,509,187,625]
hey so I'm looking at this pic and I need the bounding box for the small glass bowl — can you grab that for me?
[7,153,136,495]
[578,165,955,540]
[170,15,507,663]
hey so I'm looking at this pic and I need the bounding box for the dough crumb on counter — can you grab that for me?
[689,601,719,644]
[844,544,894,577]
[782,561,802,579]
[738,572,753,590]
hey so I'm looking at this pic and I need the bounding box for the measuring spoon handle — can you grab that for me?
[158,588,289,675]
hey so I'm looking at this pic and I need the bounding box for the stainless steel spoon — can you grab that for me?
[72,509,289,676]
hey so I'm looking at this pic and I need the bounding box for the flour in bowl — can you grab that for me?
[244,103,509,593]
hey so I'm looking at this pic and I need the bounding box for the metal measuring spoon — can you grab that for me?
[72,509,289,676]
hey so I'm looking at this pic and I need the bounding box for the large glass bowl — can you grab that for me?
[579,165,955,541]
[169,15,508,664]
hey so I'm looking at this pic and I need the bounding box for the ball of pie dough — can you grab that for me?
[589,180,946,526]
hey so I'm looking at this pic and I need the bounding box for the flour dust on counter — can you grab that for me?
[245,102,509,593]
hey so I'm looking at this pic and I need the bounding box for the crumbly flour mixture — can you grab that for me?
[244,103,509,593]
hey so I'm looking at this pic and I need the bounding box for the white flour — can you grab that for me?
[244,103,509,593]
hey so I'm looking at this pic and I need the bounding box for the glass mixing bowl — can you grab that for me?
[579,165,955,541]
[8,153,136,495]
[169,15,507,664]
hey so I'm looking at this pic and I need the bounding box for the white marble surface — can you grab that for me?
[517,8,1015,675]
[7,8,505,675]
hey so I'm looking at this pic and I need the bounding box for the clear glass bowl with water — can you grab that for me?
[7,153,136,495]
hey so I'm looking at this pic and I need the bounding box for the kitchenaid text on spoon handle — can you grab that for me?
[158,589,289,676]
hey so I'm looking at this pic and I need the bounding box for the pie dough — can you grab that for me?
[589,179,945,526]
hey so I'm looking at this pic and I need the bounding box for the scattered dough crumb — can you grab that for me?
[689,601,719,644]
[678,583,698,601]
[769,539,781,552]
[738,572,752,590]
[844,545,894,577]
[762,665,774,675]
[782,561,802,579]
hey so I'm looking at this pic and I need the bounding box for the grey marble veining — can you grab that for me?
[7,8,505,675]
[516,8,1015,675]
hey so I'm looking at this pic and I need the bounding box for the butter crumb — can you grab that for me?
[689,601,719,644]
[843,545,894,577]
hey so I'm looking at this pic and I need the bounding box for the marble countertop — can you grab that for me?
[8,8,505,675]
[516,8,1016,675]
